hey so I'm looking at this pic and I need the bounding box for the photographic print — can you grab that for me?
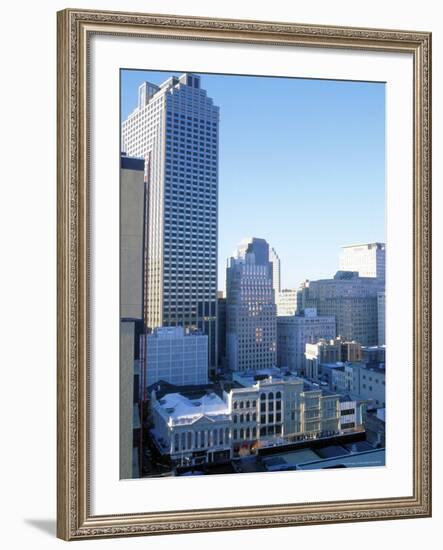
[119,69,386,480]
[57,9,431,539]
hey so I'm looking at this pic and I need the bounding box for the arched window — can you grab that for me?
[233,429,238,440]
[240,414,244,423]
[246,413,250,422]
[240,428,244,439]
[260,393,266,401]
[246,400,250,408]
[276,391,282,400]
[246,427,250,439]
[233,414,238,423]
[240,401,244,409]
[233,401,238,409]
[268,392,274,400]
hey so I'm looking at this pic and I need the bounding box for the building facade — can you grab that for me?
[150,370,353,466]
[150,391,232,466]
[122,73,219,370]
[269,246,281,296]
[277,288,298,316]
[277,308,336,374]
[144,326,208,387]
[120,154,146,320]
[297,271,384,345]
[226,238,277,372]
[339,242,386,280]
[377,291,386,345]
[217,292,227,373]
[318,361,385,409]
[120,154,147,479]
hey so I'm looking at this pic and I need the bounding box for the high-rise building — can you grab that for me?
[217,291,227,373]
[144,326,208,387]
[122,73,220,370]
[297,271,384,346]
[226,238,277,372]
[277,308,336,374]
[339,242,386,280]
[277,288,298,316]
[377,291,386,345]
[269,246,281,296]
[120,154,146,320]
[120,154,147,479]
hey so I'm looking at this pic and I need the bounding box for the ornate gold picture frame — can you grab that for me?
[57,8,431,540]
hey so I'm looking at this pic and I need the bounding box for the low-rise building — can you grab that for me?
[150,390,232,466]
[149,369,360,465]
[305,337,362,380]
[318,361,385,409]
[277,308,336,375]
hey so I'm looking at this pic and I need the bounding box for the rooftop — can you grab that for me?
[154,391,230,425]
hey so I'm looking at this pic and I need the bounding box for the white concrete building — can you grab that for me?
[277,288,298,316]
[277,308,336,374]
[227,372,341,444]
[122,73,219,369]
[226,238,277,372]
[339,242,386,280]
[144,326,208,387]
[150,391,231,466]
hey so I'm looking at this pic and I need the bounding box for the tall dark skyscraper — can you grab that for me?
[122,73,220,370]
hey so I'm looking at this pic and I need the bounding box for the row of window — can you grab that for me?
[173,427,229,452]
[233,413,257,423]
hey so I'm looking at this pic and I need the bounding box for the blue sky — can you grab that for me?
[121,70,385,291]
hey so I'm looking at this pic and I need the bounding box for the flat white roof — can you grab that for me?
[156,392,230,425]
